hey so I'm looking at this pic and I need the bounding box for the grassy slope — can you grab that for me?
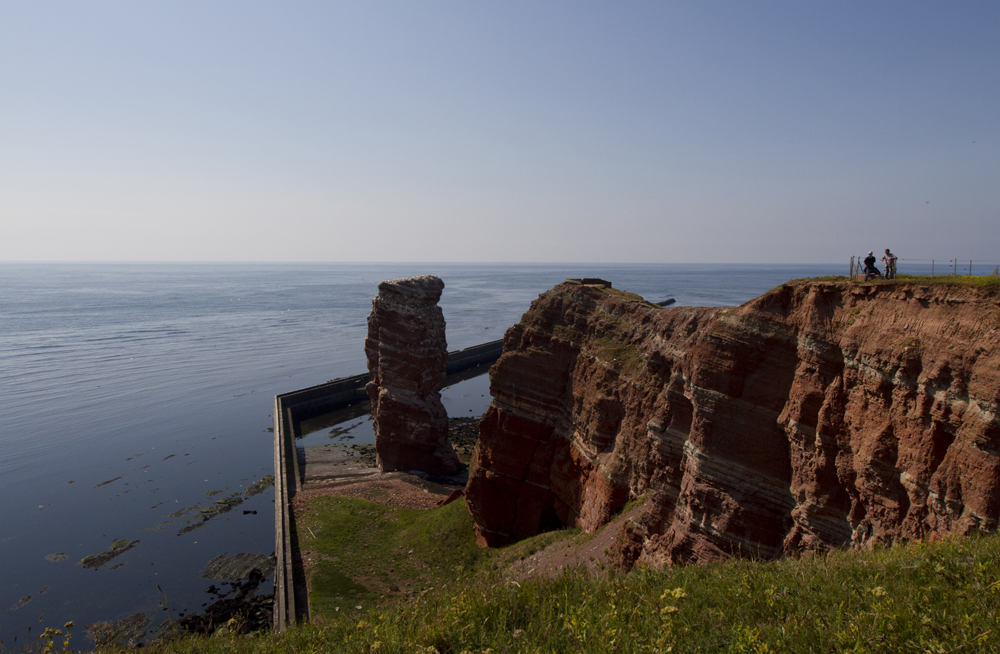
[89,496,1000,654]
[298,497,488,616]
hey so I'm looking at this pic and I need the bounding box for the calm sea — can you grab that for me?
[0,262,843,642]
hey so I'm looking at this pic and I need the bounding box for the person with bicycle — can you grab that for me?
[881,249,897,280]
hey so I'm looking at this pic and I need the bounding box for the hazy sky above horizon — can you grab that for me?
[2,1,997,264]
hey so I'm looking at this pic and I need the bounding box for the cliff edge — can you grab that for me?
[465,279,1000,569]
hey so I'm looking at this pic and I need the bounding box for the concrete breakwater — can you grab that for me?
[271,339,503,630]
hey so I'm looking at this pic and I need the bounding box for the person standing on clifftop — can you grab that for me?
[863,251,881,281]
[881,248,897,279]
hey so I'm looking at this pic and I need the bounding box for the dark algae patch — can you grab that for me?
[7,587,48,611]
[174,492,244,534]
[77,539,140,569]
[165,505,199,518]
[166,478,270,536]
[7,595,32,611]
[198,495,240,518]
[242,474,274,498]
[215,494,244,509]
[45,552,68,562]
[201,552,274,580]
[178,522,207,536]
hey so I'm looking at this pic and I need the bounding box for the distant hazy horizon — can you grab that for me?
[2,1,997,264]
[1,259,854,265]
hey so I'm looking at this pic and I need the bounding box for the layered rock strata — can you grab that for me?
[465,280,1000,568]
[366,275,460,475]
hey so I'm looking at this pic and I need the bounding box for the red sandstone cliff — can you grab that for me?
[465,280,1000,568]
[366,275,461,475]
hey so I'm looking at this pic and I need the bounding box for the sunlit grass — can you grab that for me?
[889,273,1000,291]
[783,273,1000,293]
[32,532,993,654]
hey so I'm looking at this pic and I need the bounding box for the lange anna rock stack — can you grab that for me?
[365,275,461,475]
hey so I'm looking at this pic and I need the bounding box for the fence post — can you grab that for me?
[850,256,854,281]
[932,260,934,277]
[969,260,972,276]
[953,259,957,275]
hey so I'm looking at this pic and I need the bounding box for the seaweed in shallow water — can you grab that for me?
[201,552,274,580]
[243,474,274,498]
[77,539,140,570]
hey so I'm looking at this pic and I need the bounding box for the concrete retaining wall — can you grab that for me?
[446,339,504,376]
[275,374,371,429]
[272,395,298,630]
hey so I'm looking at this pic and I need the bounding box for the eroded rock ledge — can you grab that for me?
[465,280,1000,568]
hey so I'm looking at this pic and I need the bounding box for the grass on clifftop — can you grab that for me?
[73,528,1000,654]
[786,273,1000,292]
[890,273,1000,291]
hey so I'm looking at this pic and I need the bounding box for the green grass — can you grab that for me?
[889,273,1000,292]
[296,496,489,612]
[787,273,999,290]
[592,338,643,376]
[790,275,851,283]
[79,532,999,654]
[597,286,661,308]
[776,274,1000,296]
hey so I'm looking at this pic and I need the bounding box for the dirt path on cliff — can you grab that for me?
[502,502,644,581]
[293,472,462,511]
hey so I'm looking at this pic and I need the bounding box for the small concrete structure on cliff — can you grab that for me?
[365,275,461,475]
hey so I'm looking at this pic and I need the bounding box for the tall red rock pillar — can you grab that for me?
[365,275,461,475]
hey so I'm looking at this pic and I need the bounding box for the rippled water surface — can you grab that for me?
[0,262,843,641]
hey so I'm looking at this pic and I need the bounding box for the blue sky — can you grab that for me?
[1,1,997,263]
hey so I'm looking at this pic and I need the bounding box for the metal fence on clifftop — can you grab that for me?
[849,256,1000,280]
